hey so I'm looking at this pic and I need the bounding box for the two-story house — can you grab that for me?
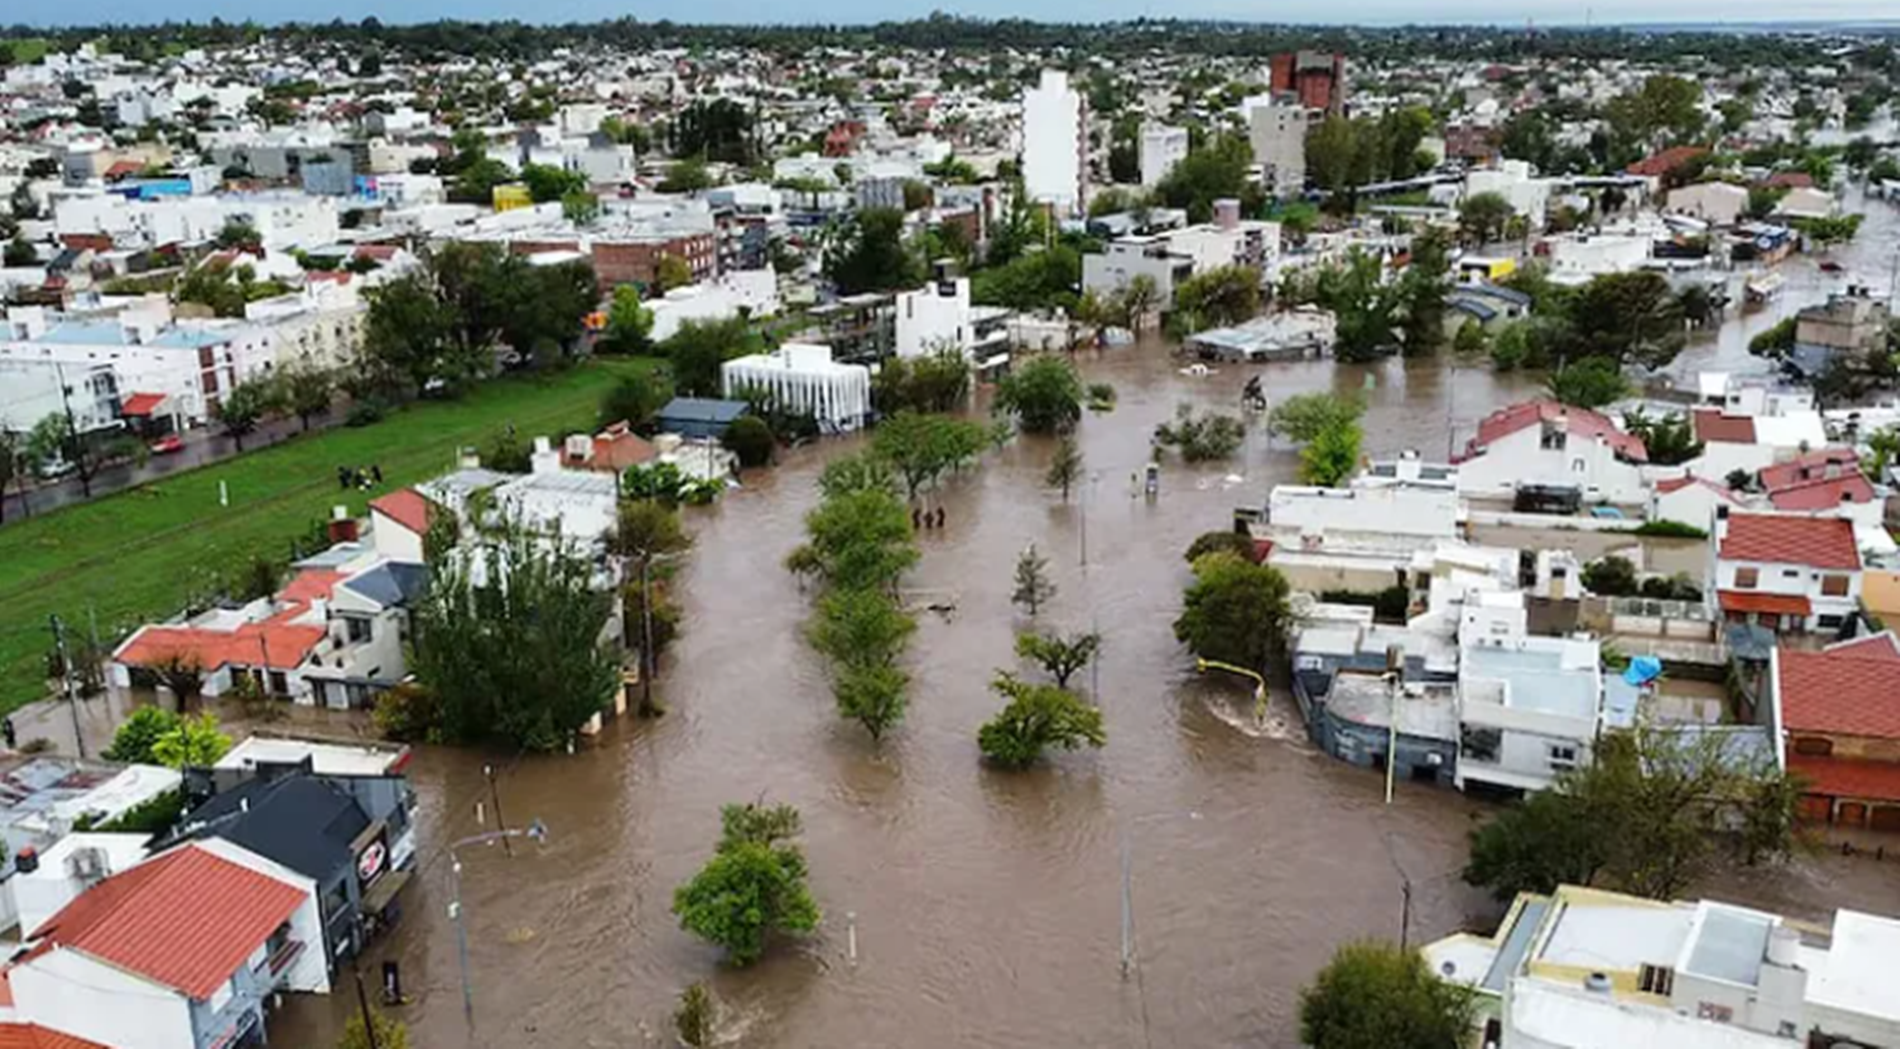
[1454,617,1607,796]
[1774,632,1900,832]
[8,840,328,1049]
[1712,509,1862,636]
[1455,400,1650,506]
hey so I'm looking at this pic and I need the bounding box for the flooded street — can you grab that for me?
[271,202,1900,1048]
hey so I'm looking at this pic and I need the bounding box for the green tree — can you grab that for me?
[1011,544,1056,617]
[1749,317,1797,359]
[1184,531,1256,564]
[1400,229,1452,357]
[1458,191,1515,247]
[1153,403,1247,462]
[1452,318,1488,359]
[1464,727,1803,903]
[722,415,775,468]
[277,362,335,432]
[1299,941,1475,1049]
[103,706,183,764]
[825,207,921,295]
[337,1009,410,1049]
[361,273,462,399]
[520,162,586,204]
[1581,555,1640,597]
[217,377,280,451]
[659,157,716,193]
[3,236,35,267]
[598,371,670,431]
[672,802,820,965]
[872,348,971,414]
[1605,75,1706,156]
[1864,426,1900,480]
[410,529,620,751]
[561,190,600,226]
[994,355,1083,434]
[1045,434,1083,502]
[1171,264,1261,332]
[1174,552,1294,675]
[1304,115,1362,194]
[661,316,760,397]
[600,285,656,356]
[1544,358,1631,410]
[1152,133,1254,223]
[977,672,1106,768]
[1315,250,1401,363]
[151,711,232,768]
[670,98,757,165]
[1015,630,1100,690]
[656,254,694,293]
[1621,409,1703,466]
[1566,270,1687,369]
[787,488,918,593]
[1269,392,1365,444]
[1300,419,1363,487]
[675,984,713,1048]
[871,410,990,501]
[969,245,1081,312]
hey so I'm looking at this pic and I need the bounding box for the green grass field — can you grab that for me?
[0,358,657,714]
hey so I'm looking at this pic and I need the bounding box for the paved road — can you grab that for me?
[2,412,338,522]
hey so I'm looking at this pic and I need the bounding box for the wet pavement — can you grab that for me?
[269,329,1900,1048]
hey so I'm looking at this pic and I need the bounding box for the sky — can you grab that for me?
[9,0,1899,29]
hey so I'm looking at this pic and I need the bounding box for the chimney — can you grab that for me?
[15,845,38,874]
[458,447,481,470]
[327,505,360,543]
[1213,198,1241,230]
[530,436,561,475]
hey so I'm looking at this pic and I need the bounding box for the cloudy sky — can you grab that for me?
[9,0,1897,27]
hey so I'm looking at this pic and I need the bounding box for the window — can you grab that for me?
[1696,1002,1733,1024]
[1821,575,1850,597]
[1571,458,1586,473]
[1793,737,1834,757]
[1782,569,1800,579]
[1817,614,1843,630]
[1733,567,1759,590]
[344,616,372,643]
[1548,743,1579,771]
[1461,726,1502,764]
[1638,964,1675,996]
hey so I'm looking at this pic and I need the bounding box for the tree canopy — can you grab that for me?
[994,355,1084,434]
[673,802,820,965]
[977,672,1106,768]
[1174,552,1294,675]
[1299,941,1475,1049]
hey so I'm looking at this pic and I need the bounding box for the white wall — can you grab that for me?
[1268,485,1460,539]
[1139,125,1188,187]
[198,839,329,994]
[1247,100,1307,196]
[1457,427,1647,504]
[370,509,426,563]
[13,948,195,1049]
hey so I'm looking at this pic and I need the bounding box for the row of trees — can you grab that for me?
[217,360,339,449]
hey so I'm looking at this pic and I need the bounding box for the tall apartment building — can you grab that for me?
[1021,69,1086,217]
[1138,124,1188,187]
[1247,99,1309,197]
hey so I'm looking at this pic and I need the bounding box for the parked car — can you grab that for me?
[149,434,185,455]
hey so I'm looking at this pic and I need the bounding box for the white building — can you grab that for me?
[1427,883,1900,1049]
[1668,181,1749,226]
[1247,98,1308,196]
[1466,160,1551,230]
[1021,70,1085,216]
[892,273,1012,365]
[1711,509,1862,636]
[721,343,872,432]
[648,269,779,343]
[1456,400,1650,505]
[1455,613,1606,795]
[1543,233,1652,279]
[1139,124,1188,187]
[1082,212,1281,301]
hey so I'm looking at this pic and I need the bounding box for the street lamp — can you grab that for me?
[447,819,549,1029]
[1194,657,1268,722]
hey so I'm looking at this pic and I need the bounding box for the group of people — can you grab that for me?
[912,506,947,530]
[337,464,384,491]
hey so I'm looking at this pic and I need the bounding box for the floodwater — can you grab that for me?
[270,203,1900,1048]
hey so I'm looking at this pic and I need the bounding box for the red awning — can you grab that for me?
[1789,755,1900,803]
[120,392,167,417]
[1717,590,1811,616]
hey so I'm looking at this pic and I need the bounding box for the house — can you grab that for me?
[1249,481,1464,595]
[1758,448,1885,541]
[0,757,181,864]
[8,839,329,1049]
[1650,475,1739,531]
[8,834,150,950]
[1290,604,1461,785]
[1426,883,1900,1049]
[1445,282,1531,331]
[1454,616,1606,796]
[1687,407,1829,482]
[367,488,435,563]
[1773,633,1900,831]
[1668,181,1749,226]
[109,547,426,710]
[1788,289,1892,379]
[892,265,1012,366]
[1625,145,1709,192]
[1456,400,1649,505]
[654,397,749,440]
[1773,186,1836,221]
[165,771,414,972]
[561,422,658,476]
[1711,509,1862,636]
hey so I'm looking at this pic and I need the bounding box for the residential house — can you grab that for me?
[8,839,329,1049]
[1774,633,1900,831]
[1249,480,1464,595]
[1667,181,1749,226]
[1758,448,1887,551]
[367,488,435,563]
[8,834,149,948]
[892,267,1012,366]
[0,757,180,865]
[1456,400,1650,505]
[1426,883,1900,1049]
[1789,288,1892,379]
[1081,210,1279,302]
[1650,475,1740,531]
[1711,509,1862,636]
[1290,603,1461,786]
[1688,406,1829,482]
[561,422,658,477]
[1454,608,1607,795]
[166,770,414,972]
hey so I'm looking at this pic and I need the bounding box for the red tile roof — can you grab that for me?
[30,844,305,1000]
[1692,409,1757,445]
[1787,755,1900,803]
[1768,474,1876,511]
[369,489,434,535]
[353,244,400,261]
[1655,475,1736,500]
[1719,513,1861,570]
[567,422,657,473]
[1627,146,1709,178]
[1718,590,1811,616]
[0,1025,109,1049]
[1765,171,1814,189]
[1779,642,1900,739]
[275,568,343,605]
[1466,400,1648,463]
[115,621,325,674]
[1824,632,1900,658]
[1760,449,1861,491]
[118,392,167,417]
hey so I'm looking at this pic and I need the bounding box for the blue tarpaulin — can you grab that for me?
[1623,656,1664,686]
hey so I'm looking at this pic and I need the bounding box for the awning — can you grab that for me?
[1717,590,1811,616]
[360,868,413,916]
[1789,755,1900,803]
[120,392,168,417]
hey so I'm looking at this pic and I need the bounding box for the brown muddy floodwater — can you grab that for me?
[274,198,1900,1048]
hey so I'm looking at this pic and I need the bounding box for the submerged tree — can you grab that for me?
[1015,630,1101,690]
[1300,941,1475,1049]
[976,673,1106,768]
[672,803,821,965]
[1046,434,1084,502]
[1011,545,1057,617]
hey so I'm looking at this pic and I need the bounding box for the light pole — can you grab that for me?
[447,819,549,1030]
[1194,657,1268,722]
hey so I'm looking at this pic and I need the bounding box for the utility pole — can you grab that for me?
[49,615,84,759]
[447,820,549,1035]
[1118,832,1133,979]
[352,960,383,1049]
[484,764,511,857]
[640,554,657,715]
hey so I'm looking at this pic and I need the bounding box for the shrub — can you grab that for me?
[1631,519,1708,539]
[722,415,775,468]
[104,706,183,764]
[373,683,441,743]
[345,400,387,427]
[1184,530,1256,564]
